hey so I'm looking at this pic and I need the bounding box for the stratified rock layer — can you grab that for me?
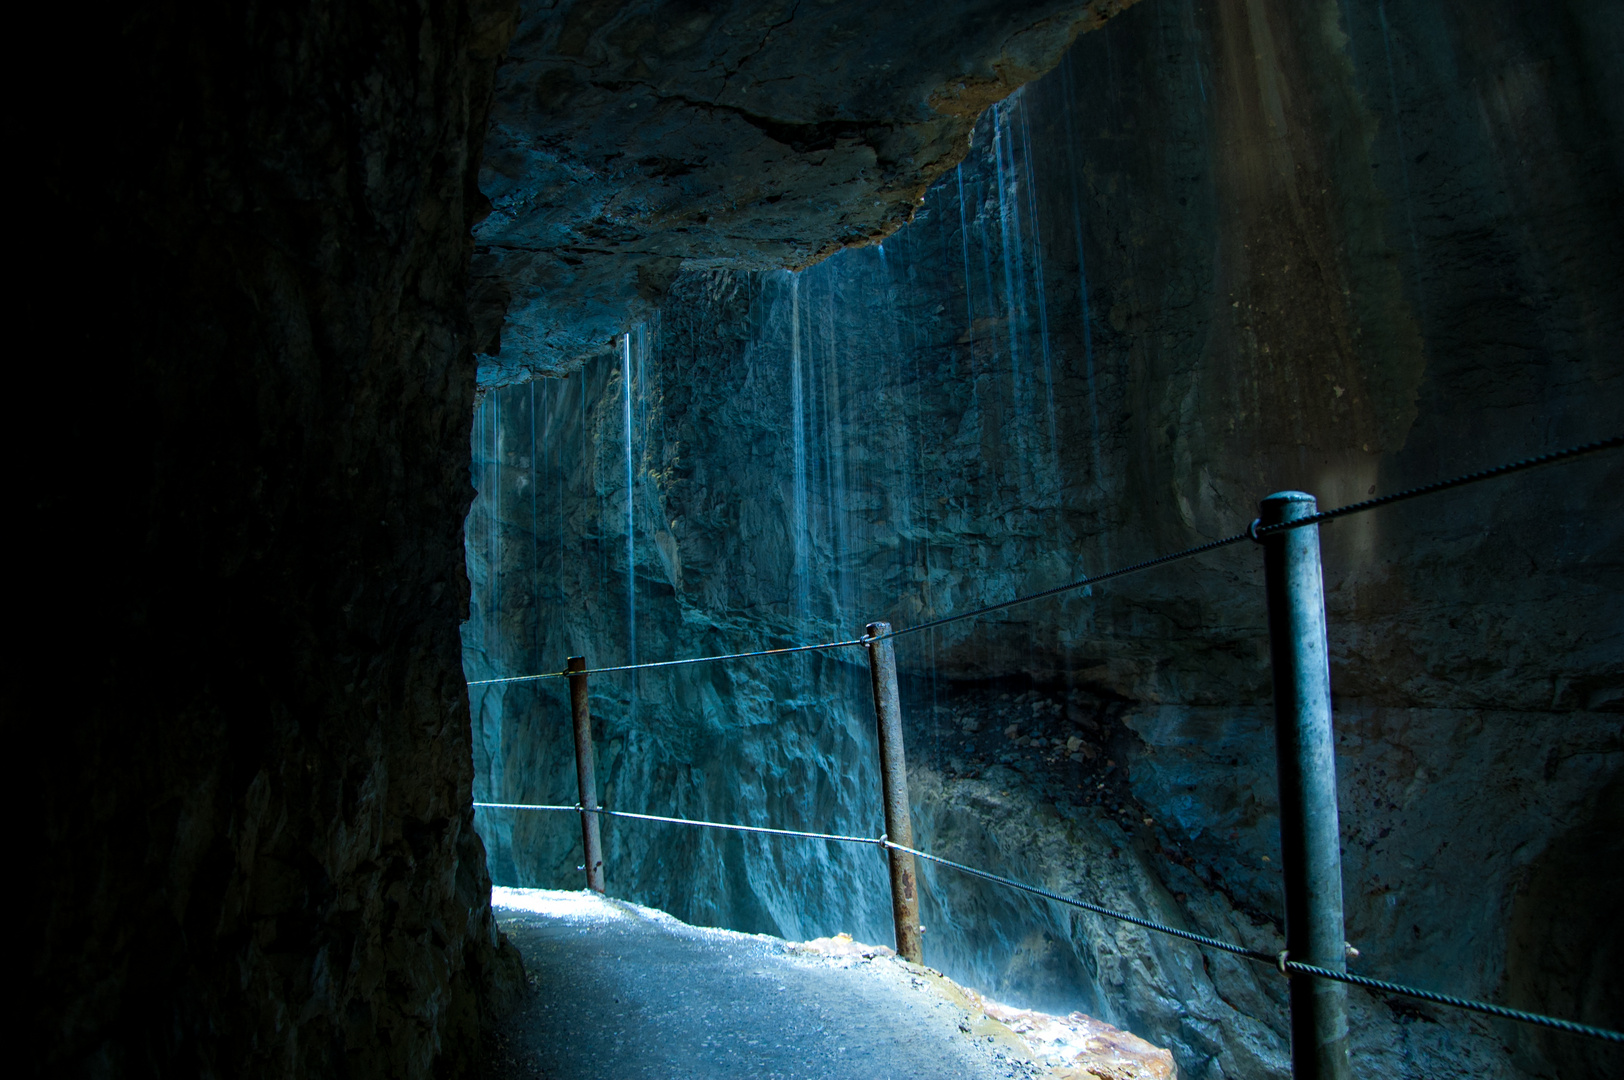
[464,2,1623,1078]
[27,1,523,1076]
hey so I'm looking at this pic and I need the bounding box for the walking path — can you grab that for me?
[480,887,1173,1080]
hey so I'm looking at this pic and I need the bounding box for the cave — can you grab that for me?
[25,1,1622,1078]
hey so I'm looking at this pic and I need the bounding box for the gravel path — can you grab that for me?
[481,888,1048,1080]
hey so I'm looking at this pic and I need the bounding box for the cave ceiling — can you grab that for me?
[473,0,1138,386]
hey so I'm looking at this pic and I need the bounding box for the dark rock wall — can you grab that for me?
[26,1,522,1076]
[464,0,1622,1077]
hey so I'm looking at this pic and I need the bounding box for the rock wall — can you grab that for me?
[464,1,1623,1077]
[471,0,1141,383]
[25,1,523,1076]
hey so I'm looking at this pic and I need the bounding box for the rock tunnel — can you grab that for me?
[25,0,1622,1078]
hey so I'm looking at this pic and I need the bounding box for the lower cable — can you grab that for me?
[472,801,1623,1043]
[886,839,1624,1044]
[1280,959,1624,1042]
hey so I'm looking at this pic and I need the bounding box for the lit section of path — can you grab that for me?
[480,888,1048,1080]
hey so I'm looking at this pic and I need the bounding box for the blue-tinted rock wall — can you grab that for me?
[465,1,1623,1076]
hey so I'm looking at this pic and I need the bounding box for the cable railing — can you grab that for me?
[469,434,1624,1067]
[467,435,1621,686]
[474,801,1624,1044]
[466,637,867,686]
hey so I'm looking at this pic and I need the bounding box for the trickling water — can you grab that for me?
[790,275,811,627]
[529,381,539,666]
[1016,97,1061,470]
[956,165,977,336]
[467,49,1154,1022]
[488,398,503,674]
[992,103,1027,476]
[1060,51,1104,511]
[622,333,637,673]
[456,17,1618,1080]
[817,274,853,627]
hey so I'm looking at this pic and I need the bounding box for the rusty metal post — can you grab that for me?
[567,655,606,893]
[1259,492,1351,1080]
[864,621,923,964]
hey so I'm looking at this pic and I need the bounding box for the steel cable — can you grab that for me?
[466,637,868,686]
[587,805,880,846]
[1279,959,1624,1043]
[884,840,1622,1043]
[882,532,1251,640]
[1251,434,1622,539]
[468,436,1624,1044]
[466,435,1620,680]
[883,839,1273,961]
[473,801,1622,1042]
[474,802,580,812]
[884,434,1621,640]
[473,801,881,846]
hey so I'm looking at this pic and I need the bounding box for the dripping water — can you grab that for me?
[529,381,540,676]
[817,270,853,629]
[622,332,637,677]
[1061,51,1104,510]
[790,274,811,628]
[992,102,1028,482]
[1016,97,1061,477]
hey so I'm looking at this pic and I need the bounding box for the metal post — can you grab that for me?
[567,655,606,894]
[864,621,924,965]
[1259,492,1351,1080]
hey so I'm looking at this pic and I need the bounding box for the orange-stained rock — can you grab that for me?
[980,1000,1178,1080]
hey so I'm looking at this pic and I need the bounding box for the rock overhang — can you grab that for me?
[472,0,1140,386]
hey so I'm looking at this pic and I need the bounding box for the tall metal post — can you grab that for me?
[864,621,924,965]
[567,655,606,894]
[1259,492,1351,1080]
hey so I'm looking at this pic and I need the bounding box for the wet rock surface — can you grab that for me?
[464,1,1622,1077]
[472,0,1140,382]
